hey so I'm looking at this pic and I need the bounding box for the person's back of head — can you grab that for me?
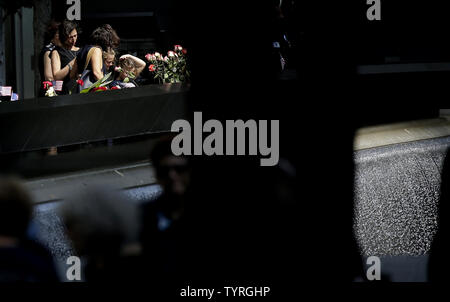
[89,24,120,51]
[59,185,140,281]
[44,20,61,46]
[0,176,59,282]
[0,176,32,240]
[150,136,191,197]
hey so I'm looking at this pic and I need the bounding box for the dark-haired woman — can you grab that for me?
[76,24,121,84]
[51,20,81,94]
[39,20,61,97]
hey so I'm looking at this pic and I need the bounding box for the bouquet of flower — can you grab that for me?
[43,81,57,97]
[79,72,113,93]
[145,45,190,84]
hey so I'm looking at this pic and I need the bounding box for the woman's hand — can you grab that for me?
[119,54,132,61]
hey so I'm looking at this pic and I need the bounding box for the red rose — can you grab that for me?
[110,86,120,90]
[92,86,107,92]
[42,81,53,90]
[149,64,156,72]
[77,79,84,86]
[182,49,187,55]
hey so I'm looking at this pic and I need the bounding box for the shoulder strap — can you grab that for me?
[83,47,98,71]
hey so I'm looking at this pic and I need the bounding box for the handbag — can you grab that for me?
[77,47,98,92]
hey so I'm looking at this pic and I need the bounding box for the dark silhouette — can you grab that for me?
[59,185,142,282]
[169,0,364,290]
[140,137,191,280]
[0,176,59,282]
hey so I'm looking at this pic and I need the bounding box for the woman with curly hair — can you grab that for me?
[75,24,121,85]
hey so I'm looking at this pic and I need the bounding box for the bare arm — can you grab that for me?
[43,51,54,81]
[120,54,146,77]
[70,60,78,79]
[51,50,75,80]
[90,47,104,81]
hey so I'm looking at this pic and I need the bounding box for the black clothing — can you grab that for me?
[140,194,188,279]
[53,46,79,95]
[0,239,59,282]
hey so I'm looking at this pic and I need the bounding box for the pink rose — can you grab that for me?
[145,53,152,61]
[174,45,183,51]
[163,56,169,62]
[168,51,175,57]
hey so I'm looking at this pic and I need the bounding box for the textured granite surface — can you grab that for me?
[354,136,450,256]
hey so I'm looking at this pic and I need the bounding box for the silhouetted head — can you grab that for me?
[150,137,191,197]
[44,20,61,46]
[59,185,139,260]
[0,176,33,240]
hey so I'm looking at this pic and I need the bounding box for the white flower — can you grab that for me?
[168,51,175,57]
[45,86,57,97]
[154,52,161,58]
[173,67,177,72]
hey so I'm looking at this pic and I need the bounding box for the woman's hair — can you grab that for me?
[44,20,61,45]
[102,48,116,60]
[89,24,120,51]
[58,20,80,44]
[119,57,136,73]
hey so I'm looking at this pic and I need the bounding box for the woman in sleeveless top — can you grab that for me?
[76,45,107,86]
[75,24,121,84]
[51,20,80,95]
